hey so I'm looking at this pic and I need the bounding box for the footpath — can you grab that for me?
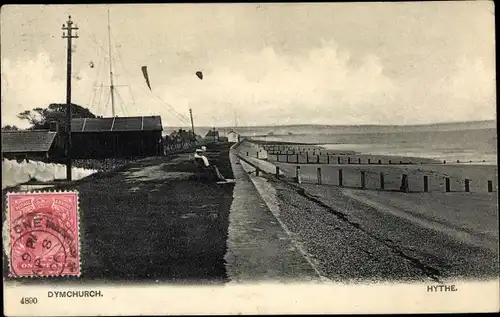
[224,147,319,283]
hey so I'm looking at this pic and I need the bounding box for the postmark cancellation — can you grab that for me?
[6,191,80,277]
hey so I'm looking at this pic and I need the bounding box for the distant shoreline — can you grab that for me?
[163,119,495,130]
[246,138,496,166]
[247,139,317,145]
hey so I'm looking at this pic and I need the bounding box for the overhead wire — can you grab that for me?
[70,25,101,111]
[104,90,111,116]
[95,27,190,122]
[113,52,191,124]
[115,88,129,117]
[96,83,105,116]
[72,12,112,118]
[111,31,137,109]
[90,24,134,117]
[71,11,192,125]
[87,45,104,111]
[153,93,191,123]
[73,15,109,116]
[136,85,191,124]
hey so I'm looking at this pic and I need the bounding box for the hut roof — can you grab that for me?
[72,116,162,132]
[1,130,57,153]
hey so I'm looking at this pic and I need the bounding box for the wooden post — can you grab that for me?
[306,152,309,163]
[348,157,351,164]
[296,166,301,184]
[445,177,451,192]
[296,153,299,163]
[327,155,330,164]
[316,155,320,164]
[276,166,280,178]
[465,179,470,192]
[338,157,341,164]
[423,176,429,192]
[317,167,322,185]
[488,180,493,192]
[380,172,384,190]
[400,174,409,193]
[361,171,366,189]
[339,169,343,187]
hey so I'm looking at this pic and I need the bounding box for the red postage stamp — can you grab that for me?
[7,191,80,277]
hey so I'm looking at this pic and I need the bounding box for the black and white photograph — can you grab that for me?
[2,2,498,315]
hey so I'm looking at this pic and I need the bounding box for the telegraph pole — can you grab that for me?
[62,16,78,181]
[189,108,196,143]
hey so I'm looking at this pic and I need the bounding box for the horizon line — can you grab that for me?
[162,119,496,129]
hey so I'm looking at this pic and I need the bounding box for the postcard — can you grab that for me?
[2,2,498,316]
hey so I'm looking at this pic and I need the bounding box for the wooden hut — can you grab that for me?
[70,116,163,159]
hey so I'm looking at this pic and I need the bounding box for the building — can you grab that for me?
[204,129,220,142]
[166,128,196,144]
[1,130,59,162]
[70,116,163,159]
[227,130,240,143]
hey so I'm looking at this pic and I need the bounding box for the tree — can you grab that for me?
[1,125,20,131]
[17,103,97,130]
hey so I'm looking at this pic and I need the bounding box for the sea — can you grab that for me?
[252,128,497,165]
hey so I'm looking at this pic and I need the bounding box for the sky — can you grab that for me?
[0,2,496,128]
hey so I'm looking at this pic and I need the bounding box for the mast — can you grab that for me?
[107,7,116,117]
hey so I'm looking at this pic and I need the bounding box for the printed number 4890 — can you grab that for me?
[20,297,38,304]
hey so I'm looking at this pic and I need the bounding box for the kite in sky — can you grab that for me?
[141,66,152,90]
[195,71,203,80]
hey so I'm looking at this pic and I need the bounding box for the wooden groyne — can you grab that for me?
[238,152,496,194]
[257,142,489,166]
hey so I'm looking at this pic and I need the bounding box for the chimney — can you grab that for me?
[49,121,59,132]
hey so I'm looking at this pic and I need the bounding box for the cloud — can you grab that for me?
[156,39,397,126]
[399,56,497,124]
[1,48,94,128]
[1,39,495,128]
[446,57,496,104]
